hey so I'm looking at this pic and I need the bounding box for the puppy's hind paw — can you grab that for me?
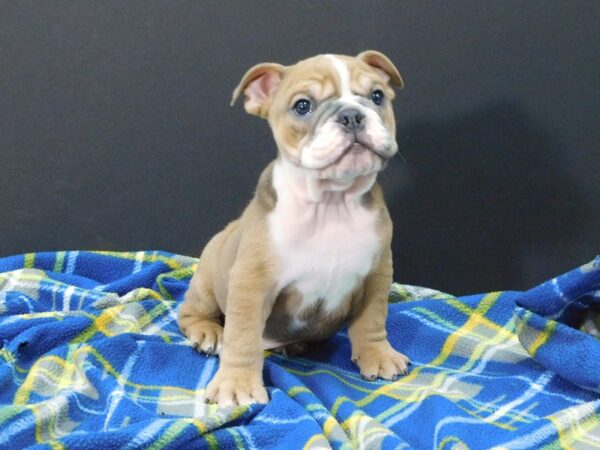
[270,341,308,357]
[182,319,224,356]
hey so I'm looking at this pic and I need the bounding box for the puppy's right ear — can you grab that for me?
[231,63,285,118]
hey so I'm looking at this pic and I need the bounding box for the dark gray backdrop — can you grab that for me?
[1,1,599,295]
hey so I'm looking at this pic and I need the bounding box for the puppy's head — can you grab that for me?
[232,51,403,182]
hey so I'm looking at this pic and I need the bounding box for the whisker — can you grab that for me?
[396,150,407,165]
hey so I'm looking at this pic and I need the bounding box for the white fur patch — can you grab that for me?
[300,120,349,169]
[326,55,364,107]
[327,55,352,97]
[268,160,380,314]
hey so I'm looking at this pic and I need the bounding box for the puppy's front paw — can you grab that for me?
[352,342,410,381]
[205,367,268,407]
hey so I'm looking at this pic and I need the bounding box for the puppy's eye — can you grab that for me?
[370,89,385,106]
[292,98,312,116]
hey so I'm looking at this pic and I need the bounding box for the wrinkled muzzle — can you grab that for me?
[299,100,397,180]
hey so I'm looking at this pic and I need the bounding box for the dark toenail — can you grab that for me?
[407,361,412,366]
[207,347,213,354]
[391,374,398,381]
[192,343,198,349]
[352,358,358,364]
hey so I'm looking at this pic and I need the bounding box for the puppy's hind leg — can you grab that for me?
[178,271,224,356]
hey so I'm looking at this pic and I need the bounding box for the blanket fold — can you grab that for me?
[514,256,600,393]
[1,250,599,449]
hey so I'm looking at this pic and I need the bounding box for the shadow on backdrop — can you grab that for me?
[379,102,595,295]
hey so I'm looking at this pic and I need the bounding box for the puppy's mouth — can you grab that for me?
[318,138,383,170]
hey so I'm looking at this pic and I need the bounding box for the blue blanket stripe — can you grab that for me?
[0,251,599,449]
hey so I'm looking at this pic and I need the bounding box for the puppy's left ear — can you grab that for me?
[357,50,404,88]
[231,62,286,118]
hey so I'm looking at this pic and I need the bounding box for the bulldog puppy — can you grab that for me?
[178,50,409,407]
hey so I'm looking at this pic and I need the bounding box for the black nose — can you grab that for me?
[337,108,365,132]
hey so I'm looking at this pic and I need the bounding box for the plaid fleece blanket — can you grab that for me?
[0,251,599,449]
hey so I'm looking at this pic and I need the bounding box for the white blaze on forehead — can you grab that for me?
[326,55,353,97]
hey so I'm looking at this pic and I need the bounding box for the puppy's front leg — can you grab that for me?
[349,248,410,381]
[205,261,274,407]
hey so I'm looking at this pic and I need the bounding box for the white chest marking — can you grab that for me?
[268,161,380,313]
